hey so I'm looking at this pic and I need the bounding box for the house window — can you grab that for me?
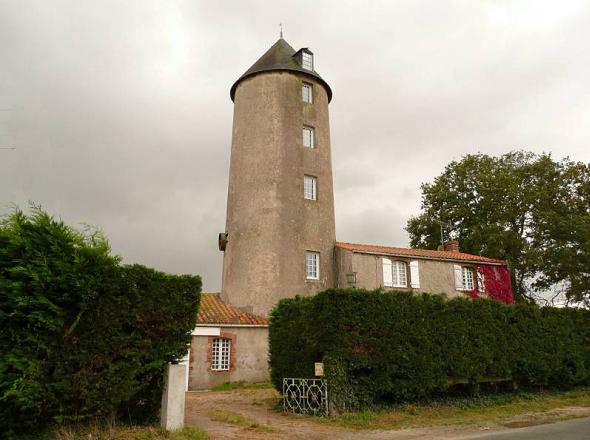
[306,251,320,280]
[462,267,474,290]
[302,52,313,70]
[303,126,315,148]
[304,175,317,200]
[382,258,408,287]
[302,83,313,103]
[211,338,231,371]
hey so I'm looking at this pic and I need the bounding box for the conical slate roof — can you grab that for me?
[230,38,332,102]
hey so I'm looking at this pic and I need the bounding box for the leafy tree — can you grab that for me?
[406,151,590,304]
[0,206,201,434]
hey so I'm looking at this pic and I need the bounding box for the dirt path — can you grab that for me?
[184,388,590,440]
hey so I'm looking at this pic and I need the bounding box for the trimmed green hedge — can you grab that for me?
[0,207,201,434]
[269,289,590,409]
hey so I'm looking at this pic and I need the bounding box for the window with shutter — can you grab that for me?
[382,258,408,287]
[462,267,474,290]
[392,261,407,287]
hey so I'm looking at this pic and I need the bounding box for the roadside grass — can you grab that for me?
[208,409,277,433]
[43,425,209,440]
[319,387,590,431]
[209,381,273,392]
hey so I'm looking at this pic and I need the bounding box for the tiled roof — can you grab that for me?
[197,293,269,326]
[335,242,506,264]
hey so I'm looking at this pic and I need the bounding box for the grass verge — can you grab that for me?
[43,425,209,440]
[319,388,590,431]
[208,409,277,433]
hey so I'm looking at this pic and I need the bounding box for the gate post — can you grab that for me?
[160,363,186,431]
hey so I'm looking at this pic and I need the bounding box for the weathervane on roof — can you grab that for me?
[279,23,283,39]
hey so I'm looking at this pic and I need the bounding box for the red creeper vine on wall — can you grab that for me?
[468,265,515,304]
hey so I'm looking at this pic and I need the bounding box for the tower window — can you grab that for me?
[306,251,320,280]
[302,83,313,103]
[304,175,317,200]
[302,52,313,70]
[211,338,231,371]
[303,126,315,148]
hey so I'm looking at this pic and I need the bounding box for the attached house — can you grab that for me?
[187,293,269,390]
[335,240,514,304]
[186,241,513,390]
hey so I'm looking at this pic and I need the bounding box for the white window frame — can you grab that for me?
[382,258,408,288]
[303,126,315,148]
[306,251,320,280]
[302,83,313,103]
[302,52,313,70]
[462,266,474,291]
[211,338,231,371]
[304,175,317,200]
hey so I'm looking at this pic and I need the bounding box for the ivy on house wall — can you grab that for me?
[467,265,515,304]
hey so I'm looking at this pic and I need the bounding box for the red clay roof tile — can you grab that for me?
[335,242,506,264]
[197,293,269,326]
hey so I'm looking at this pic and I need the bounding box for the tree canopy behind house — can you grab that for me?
[0,206,201,435]
[406,151,590,304]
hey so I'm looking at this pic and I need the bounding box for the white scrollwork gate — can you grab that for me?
[282,378,328,416]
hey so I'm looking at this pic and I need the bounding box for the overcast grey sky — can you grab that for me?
[1,0,589,291]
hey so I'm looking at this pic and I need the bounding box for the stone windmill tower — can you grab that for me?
[219,37,336,317]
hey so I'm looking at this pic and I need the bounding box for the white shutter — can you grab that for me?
[410,260,420,288]
[382,258,393,287]
[454,264,464,290]
[477,271,486,296]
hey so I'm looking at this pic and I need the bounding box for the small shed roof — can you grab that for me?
[335,242,507,265]
[197,293,269,326]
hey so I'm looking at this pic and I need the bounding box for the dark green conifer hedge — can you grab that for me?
[0,207,201,434]
[269,289,590,409]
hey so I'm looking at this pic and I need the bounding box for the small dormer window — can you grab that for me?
[302,52,313,70]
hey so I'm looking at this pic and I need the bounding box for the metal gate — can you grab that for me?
[282,378,328,416]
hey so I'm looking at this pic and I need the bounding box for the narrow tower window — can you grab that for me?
[306,251,320,280]
[302,83,313,103]
[302,52,314,70]
[303,126,315,148]
[304,175,317,200]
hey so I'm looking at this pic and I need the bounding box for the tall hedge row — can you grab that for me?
[0,207,201,434]
[269,289,590,409]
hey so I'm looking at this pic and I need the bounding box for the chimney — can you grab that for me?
[444,240,460,253]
